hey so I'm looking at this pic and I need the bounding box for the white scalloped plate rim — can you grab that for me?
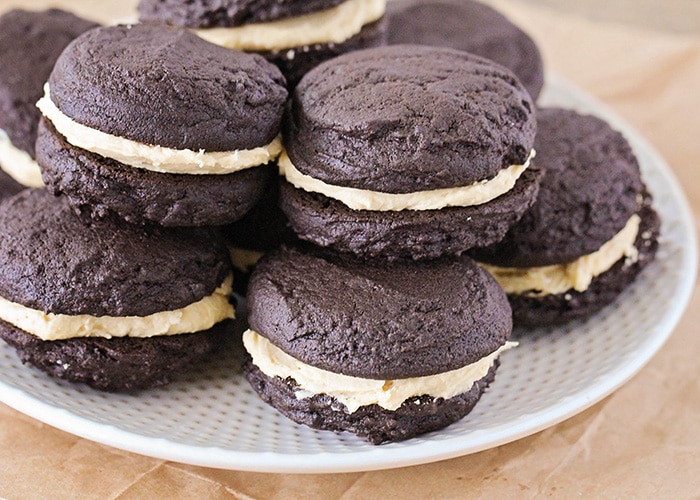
[0,74,696,474]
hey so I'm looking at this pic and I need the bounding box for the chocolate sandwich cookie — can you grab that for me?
[0,189,235,392]
[0,9,97,188]
[471,108,660,326]
[138,0,388,89]
[36,24,287,227]
[387,0,544,101]
[280,45,541,260]
[243,245,514,444]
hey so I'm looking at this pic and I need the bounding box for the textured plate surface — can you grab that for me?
[0,75,696,473]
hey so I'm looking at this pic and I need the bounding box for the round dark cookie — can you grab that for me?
[387,0,544,100]
[471,108,645,267]
[37,118,269,227]
[48,24,287,151]
[0,188,231,317]
[138,0,346,28]
[244,361,498,444]
[0,319,232,393]
[0,9,98,157]
[256,17,387,90]
[279,165,542,260]
[508,192,660,327]
[0,170,23,201]
[247,245,511,379]
[285,44,536,193]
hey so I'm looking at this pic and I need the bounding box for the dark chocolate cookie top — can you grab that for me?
[138,0,346,28]
[48,24,287,151]
[0,189,231,316]
[471,108,644,267]
[0,9,98,157]
[247,245,512,379]
[387,0,544,100]
[286,44,536,194]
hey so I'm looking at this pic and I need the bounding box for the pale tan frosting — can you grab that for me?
[0,128,44,187]
[194,0,386,51]
[228,247,265,274]
[278,149,534,211]
[36,85,282,175]
[243,329,515,413]
[481,214,641,296]
[0,275,235,341]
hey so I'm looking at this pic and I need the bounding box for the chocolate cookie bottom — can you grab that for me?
[0,319,233,392]
[37,118,270,227]
[244,361,498,444]
[279,166,542,261]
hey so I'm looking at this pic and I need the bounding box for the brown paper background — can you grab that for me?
[0,1,698,497]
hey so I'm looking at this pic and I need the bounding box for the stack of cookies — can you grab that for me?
[241,45,542,443]
[0,23,289,392]
[0,1,662,445]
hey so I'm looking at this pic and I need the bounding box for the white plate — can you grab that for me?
[0,75,696,473]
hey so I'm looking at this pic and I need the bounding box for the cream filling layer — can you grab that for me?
[279,149,533,211]
[0,275,235,341]
[194,0,386,51]
[481,214,641,296]
[228,247,265,274]
[0,129,44,187]
[37,85,282,175]
[243,329,515,413]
